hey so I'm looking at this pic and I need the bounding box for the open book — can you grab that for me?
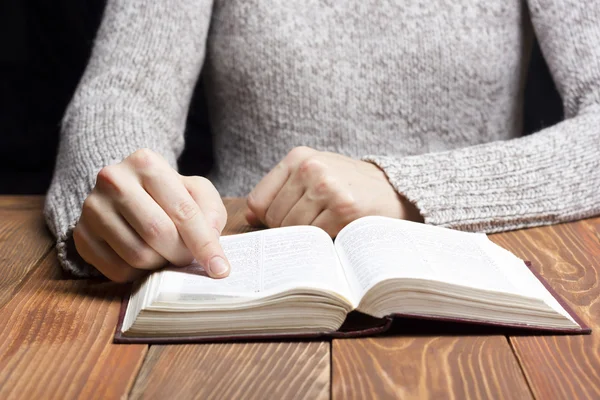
[115,216,589,343]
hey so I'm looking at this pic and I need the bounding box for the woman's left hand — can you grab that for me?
[246,146,422,236]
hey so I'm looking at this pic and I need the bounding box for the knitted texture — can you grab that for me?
[45,0,600,277]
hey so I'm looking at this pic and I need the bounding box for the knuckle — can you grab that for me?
[95,165,122,194]
[314,175,336,195]
[247,192,266,215]
[187,176,222,202]
[204,199,228,232]
[287,146,313,162]
[126,246,156,269]
[189,175,212,188]
[332,193,359,216]
[172,199,200,223]
[142,217,170,241]
[298,157,325,178]
[81,195,97,217]
[272,161,290,178]
[128,148,159,170]
[206,208,226,231]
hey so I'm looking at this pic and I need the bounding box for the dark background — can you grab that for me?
[0,1,563,195]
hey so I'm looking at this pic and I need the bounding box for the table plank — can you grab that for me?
[332,336,531,399]
[130,342,330,400]
[0,195,46,210]
[5,194,596,399]
[0,204,53,310]
[490,218,600,400]
[0,250,147,399]
[129,198,330,399]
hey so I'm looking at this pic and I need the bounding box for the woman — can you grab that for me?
[46,0,600,282]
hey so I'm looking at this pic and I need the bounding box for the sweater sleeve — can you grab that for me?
[44,0,213,277]
[364,0,600,233]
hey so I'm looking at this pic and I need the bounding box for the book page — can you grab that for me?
[482,243,576,323]
[158,226,354,303]
[335,216,531,300]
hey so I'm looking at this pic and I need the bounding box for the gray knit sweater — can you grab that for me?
[46,0,600,277]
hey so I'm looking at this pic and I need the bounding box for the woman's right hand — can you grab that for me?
[73,149,230,282]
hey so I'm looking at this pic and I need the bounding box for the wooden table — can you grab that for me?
[1,196,599,399]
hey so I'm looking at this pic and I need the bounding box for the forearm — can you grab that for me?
[367,0,600,233]
[45,0,213,276]
[365,106,600,233]
[62,0,213,161]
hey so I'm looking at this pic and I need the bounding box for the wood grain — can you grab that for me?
[3,195,599,399]
[130,342,330,400]
[0,197,252,399]
[490,217,600,400]
[0,250,147,400]
[221,197,258,236]
[130,198,329,400]
[332,336,531,399]
[0,196,46,210]
[0,204,53,311]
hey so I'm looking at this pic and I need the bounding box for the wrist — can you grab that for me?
[397,193,424,222]
[363,160,424,223]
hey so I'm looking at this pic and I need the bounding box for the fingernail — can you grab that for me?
[209,256,230,277]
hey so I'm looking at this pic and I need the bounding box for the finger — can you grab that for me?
[310,209,344,238]
[182,176,227,235]
[247,147,314,223]
[73,223,146,283]
[96,163,193,267]
[280,192,324,227]
[82,195,167,270]
[276,157,329,227]
[128,153,230,278]
[247,161,291,224]
[119,187,195,267]
[245,209,263,227]
[264,176,305,227]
